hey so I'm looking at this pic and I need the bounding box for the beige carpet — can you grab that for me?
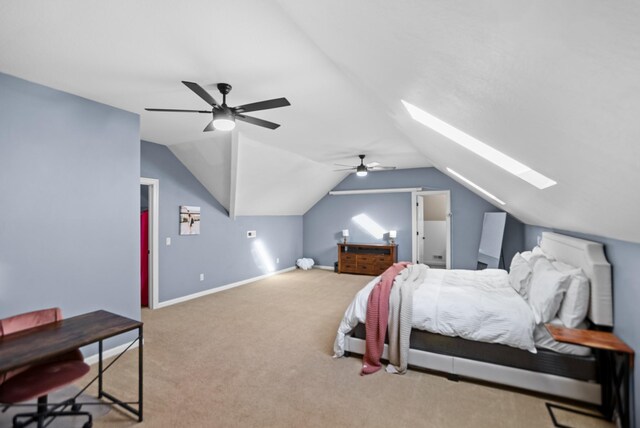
[84,269,613,428]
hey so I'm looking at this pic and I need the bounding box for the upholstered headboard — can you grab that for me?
[539,232,613,328]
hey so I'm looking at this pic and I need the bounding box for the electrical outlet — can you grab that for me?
[200,273,204,281]
[247,230,256,238]
[276,258,280,264]
[166,237,171,246]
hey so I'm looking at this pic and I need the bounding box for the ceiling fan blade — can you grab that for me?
[369,166,397,170]
[334,163,356,167]
[145,108,211,113]
[182,81,219,107]
[233,97,290,114]
[235,114,280,130]
[334,168,356,171]
[203,121,215,132]
[366,161,380,168]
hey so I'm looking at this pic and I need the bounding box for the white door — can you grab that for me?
[416,196,425,263]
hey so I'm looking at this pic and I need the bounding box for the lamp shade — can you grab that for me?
[389,230,397,239]
[342,229,349,237]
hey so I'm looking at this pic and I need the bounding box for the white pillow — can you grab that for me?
[509,253,532,298]
[553,261,590,328]
[528,257,571,324]
[532,245,554,261]
[520,250,533,262]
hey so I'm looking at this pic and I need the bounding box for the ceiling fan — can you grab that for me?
[334,154,396,177]
[145,81,290,132]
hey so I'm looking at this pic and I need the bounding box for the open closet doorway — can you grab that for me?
[412,190,451,269]
[140,177,159,309]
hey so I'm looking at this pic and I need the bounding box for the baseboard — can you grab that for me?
[156,266,297,309]
[84,341,140,365]
[314,265,335,271]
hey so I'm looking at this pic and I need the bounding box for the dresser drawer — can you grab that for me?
[357,263,377,275]
[375,255,391,263]
[343,253,356,262]
[341,263,357,272]
[357,254,376,264]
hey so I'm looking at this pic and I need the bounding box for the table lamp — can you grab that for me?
[389,230,397,244]
[342,229,349,244]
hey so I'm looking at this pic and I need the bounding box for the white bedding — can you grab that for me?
[334,267,537,357]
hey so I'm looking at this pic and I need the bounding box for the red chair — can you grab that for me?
[0,308,92,428]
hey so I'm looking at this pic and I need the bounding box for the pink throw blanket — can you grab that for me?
[361,262,411,375]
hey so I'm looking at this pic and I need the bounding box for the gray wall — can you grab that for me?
[141,141,302,302]
[525,225,639,422]
[0,72,140,352]
[303,167,523,269]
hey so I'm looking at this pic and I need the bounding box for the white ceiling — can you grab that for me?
[1,1,639,242]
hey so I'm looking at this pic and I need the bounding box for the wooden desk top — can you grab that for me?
[338,243,397,248]
[545,324,634,355]
[0,310,142,373]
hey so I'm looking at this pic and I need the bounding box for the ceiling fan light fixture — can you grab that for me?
[213,111,236,131]
[356,165,368,177]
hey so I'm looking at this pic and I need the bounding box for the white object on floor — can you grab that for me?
[296,258,315,270]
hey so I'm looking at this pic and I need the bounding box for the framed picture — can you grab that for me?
[179,206,201,235]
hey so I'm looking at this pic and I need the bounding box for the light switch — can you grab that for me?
[200,273,204,281]
[166,237,171,246]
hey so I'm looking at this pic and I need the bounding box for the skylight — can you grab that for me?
[446,168,506,206]
[401,100,556,189]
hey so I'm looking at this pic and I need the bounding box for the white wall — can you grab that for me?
[423,221,447,266]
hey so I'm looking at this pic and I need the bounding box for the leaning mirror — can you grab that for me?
[477,212,506,269]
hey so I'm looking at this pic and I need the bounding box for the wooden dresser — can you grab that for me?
[337,243,398,275]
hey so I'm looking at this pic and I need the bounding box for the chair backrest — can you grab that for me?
[0,308,63,386]
[0,308,62,337]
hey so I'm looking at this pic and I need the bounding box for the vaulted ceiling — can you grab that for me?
[1,1,639,243]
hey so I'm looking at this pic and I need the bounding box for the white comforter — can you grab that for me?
[333,268,537,356]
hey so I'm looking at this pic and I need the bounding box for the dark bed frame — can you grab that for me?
[350,323,599,382]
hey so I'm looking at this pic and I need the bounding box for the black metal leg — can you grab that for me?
[599,349,614,420]
[615,352,630,428]
[596,350,632,428]
[138,326,143,422]
[92,334,143,423]
[545,402,606,428]
[98,340,103,399]
[37,396,46,428]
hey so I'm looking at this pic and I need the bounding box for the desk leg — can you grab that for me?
[138,326,143,422]
[600,350,632,428]
[98,340,104,399]
[617,352,631,428]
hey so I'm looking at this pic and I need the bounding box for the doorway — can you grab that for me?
[140,177,159,309]
[412,190,451,269]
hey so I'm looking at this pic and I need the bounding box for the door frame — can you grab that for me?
[411,190,451,269]
[140,177,159,309]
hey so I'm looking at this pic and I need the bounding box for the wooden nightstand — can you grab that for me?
[545,324,634,428]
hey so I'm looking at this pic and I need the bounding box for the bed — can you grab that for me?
[334,232,613,405]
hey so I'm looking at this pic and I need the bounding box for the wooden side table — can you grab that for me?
[545,324,634,428]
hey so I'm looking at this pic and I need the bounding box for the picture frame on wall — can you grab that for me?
[179,205,201,235]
